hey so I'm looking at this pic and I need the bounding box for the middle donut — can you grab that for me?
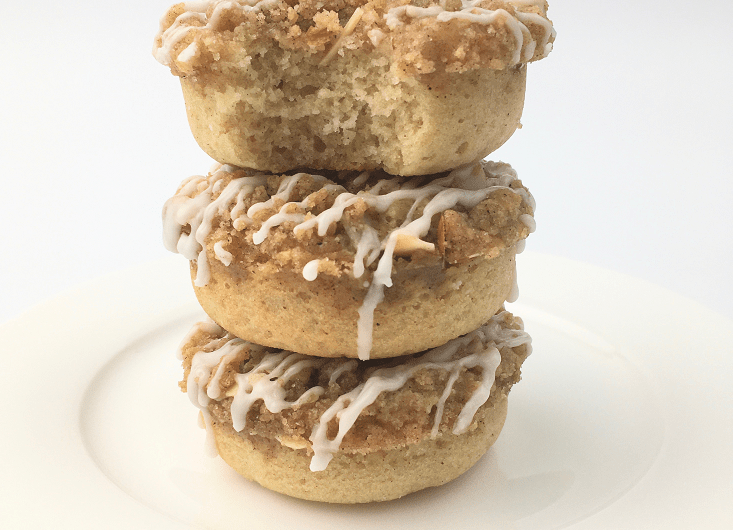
[163,160,535,360]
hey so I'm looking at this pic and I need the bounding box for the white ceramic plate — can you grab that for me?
[2,252,731,529]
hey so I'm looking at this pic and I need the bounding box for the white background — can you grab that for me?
[1,0,732,325]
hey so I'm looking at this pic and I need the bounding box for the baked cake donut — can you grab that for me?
[163,160,535,360]
[179,309,531,503]
[153,0,555,175]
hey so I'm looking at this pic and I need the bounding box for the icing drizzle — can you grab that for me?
[154,0,281,66]
[162,165,268,287]
[182,311,531,471]
[162,161,535,360]
[385,0,555,64]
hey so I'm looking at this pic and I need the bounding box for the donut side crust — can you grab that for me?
[210,396,508,503]
[192,245,517,358]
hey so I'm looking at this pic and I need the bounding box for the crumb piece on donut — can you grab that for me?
[437,187,531,264]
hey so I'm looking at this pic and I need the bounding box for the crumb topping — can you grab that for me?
[179,310,530,469]
[163,161,534,287]
[153,0,555,77]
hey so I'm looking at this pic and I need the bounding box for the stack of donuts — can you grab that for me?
[154,0,554,503]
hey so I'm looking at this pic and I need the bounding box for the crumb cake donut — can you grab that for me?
[163,160,535,360]
[179,309,531,503]
[153,0,555,175]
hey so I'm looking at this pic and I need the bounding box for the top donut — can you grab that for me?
[153,0,555,176]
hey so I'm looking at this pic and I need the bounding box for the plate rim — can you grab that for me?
[1,252,731,529]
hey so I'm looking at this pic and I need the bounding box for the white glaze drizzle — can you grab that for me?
[515,238,526,254]
[291,162,531,360]
[185,311,530,471]
[520,212,537,233]
[182,321,248,455]
[163,161,534,361]
[384,0,554,64]
[177,41,199,63]
[302,259,321,281]
[352,171,371,187]
[230,353,326,431]
[154,10,207,65]
[213,241,233,266]
[308,328,506,470]
[328,359,359,384]
[249,173,340,244]
[513,8,557,58]
[154,0,283,66]
[162,165,268,286]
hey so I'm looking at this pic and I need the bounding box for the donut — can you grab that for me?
[162,160,535,360]
[179,309,531,503]
[152,0,555,175]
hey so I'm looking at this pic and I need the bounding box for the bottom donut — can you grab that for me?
[178,310,531,503]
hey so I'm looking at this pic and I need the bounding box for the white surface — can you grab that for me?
[1,253,731,529]
[0,0,732,324]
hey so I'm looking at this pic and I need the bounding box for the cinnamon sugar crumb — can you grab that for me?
[154,0,555,77]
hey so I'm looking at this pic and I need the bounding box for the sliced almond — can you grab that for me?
[393,233,436,256]
[319,7,364,66]
[278,435,311,450]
